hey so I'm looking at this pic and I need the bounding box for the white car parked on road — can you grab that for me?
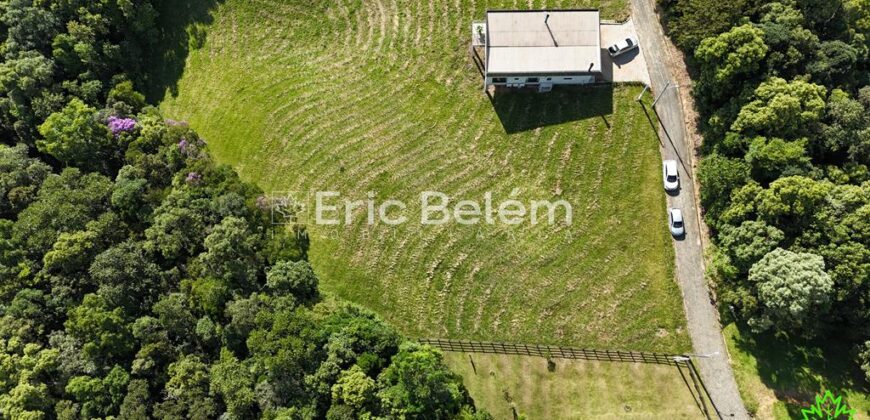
[607,36,639,57]
[663,160,679,191]
[669,208,685,237]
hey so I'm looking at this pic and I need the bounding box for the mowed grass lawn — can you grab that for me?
[160,0,690,352]
[443,352,711,418]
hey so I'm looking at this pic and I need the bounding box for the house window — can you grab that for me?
[492,77,507,83]
[526,77,539,83]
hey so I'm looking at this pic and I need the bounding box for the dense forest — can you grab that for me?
[659,0,870,383]
[0,1,487,418]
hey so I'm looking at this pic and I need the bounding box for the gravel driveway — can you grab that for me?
[630,0,750,418]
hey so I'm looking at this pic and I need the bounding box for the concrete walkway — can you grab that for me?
[600,20,650,84]
[630,0,750,418]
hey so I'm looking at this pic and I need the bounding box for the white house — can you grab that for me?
[477,9,602,91]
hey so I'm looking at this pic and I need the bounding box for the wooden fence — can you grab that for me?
[417,338,682,366]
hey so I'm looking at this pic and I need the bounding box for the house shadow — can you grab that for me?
[141,0,225,102]
[489,84,614,134]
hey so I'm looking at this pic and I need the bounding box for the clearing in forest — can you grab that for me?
[160,0,689,352]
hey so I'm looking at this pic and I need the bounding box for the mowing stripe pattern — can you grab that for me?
[161,0,689,352]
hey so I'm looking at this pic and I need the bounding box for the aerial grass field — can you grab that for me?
[160,0,689,352]
[442,352,712,418]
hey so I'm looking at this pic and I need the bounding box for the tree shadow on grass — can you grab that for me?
[732,324,869,417]
[488,84,614,134]
[142,0,225,103]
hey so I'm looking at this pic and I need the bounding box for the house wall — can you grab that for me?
[486,75,596,88]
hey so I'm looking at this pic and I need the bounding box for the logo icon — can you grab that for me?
[801,391,855,420]
[263,191,309,226]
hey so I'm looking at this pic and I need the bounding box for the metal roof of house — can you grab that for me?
[485,10,602,76]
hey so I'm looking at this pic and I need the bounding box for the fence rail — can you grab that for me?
[418,338,682,365]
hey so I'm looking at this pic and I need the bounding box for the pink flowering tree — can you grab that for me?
[107,116,137,137]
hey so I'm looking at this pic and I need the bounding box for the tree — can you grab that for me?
[107,81,146,117]
[319,305,403,373]
[64,294,134,362]
[731,77,827,139]
[756,176,830,229]
[187,277,231,319]
[65,365,130,418]
[154,354,217,420]
[118,379,151,420]
[757,2,820,78]
[796,0,858,35]
[808,41,859,87]
[36,98,115,170]
[151,293,197,346]
[144,204,209,260]
[331,365,376,415]
[859,341,870,384]
[0,50,56,139]
[90,241,164,314]
[266,260,319,302]
[42,212,125,276]
[845,0,870,37]
[129,316,175,380]
[747,248,834,335]
[844,203,870,244]
[210,348,256,418]
[720,181,764,228]
[222,294,267,353]
[820,89,870,164]
[0,342,58,418]
[111,165,152,223]
[3,289,53,340]
[13,168,112,261]
[0,144,51,218]
[744,136,810,182]
[662,0,762,51]
[143,184,226,261]
[245,307,313,410]
[0,382,52,419]
[816,241,870,328]
[695,24,768,99]
[698,153,750,226]
[40,228,99,276]
[718,220,785,274]
[376,342,470,419]
[195,216,262,289]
